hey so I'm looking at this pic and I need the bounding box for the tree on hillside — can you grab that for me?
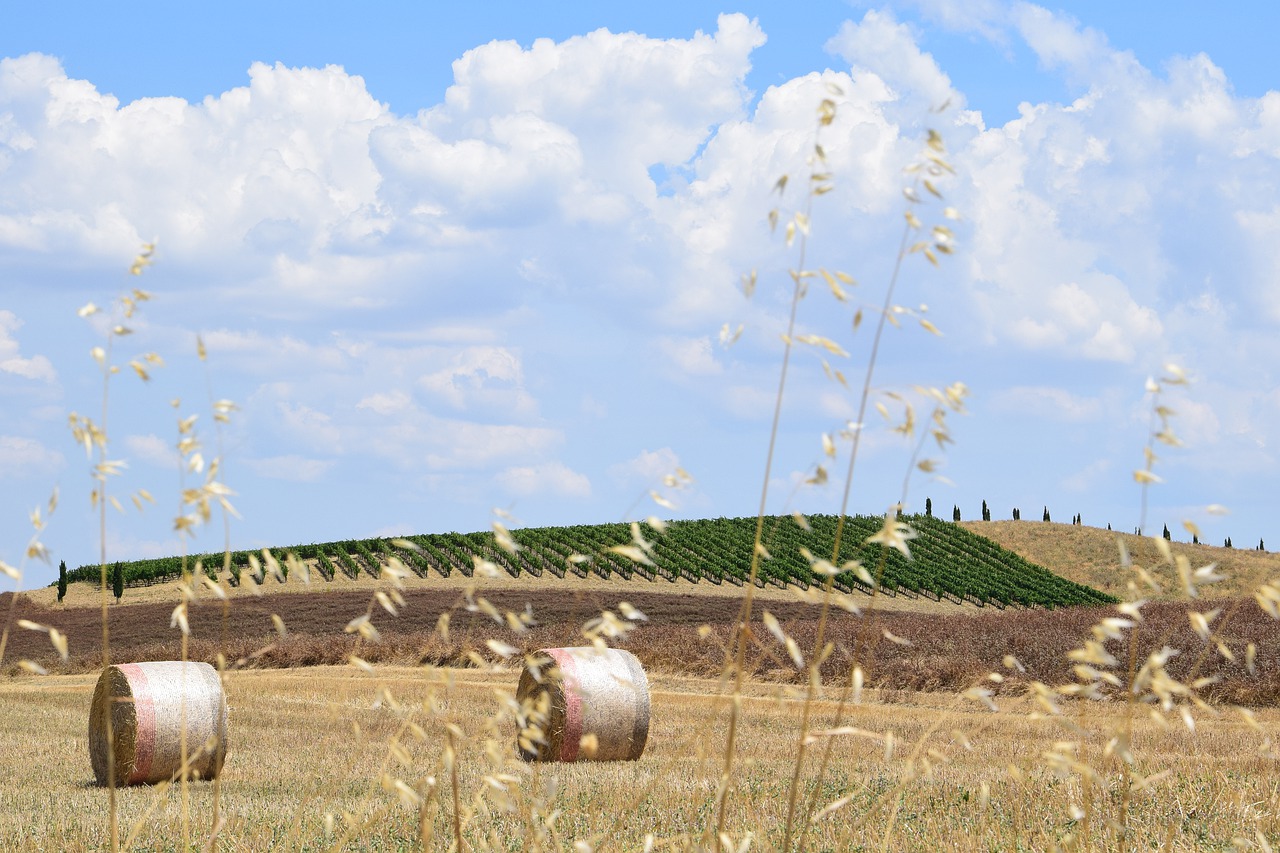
[1225,537,1233,549]
[1260,539,1266,551]
[57,560,67,604]
[1043,506,1051,522]
[112,561,123,603]
[1163,524,1171,541]
[1013,507,1020,521]
[925,497,932,517]
[1192,533,1199,544]
[981,500,990,522]
[953,505,961,522]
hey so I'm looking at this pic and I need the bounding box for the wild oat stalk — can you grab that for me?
[777,124,961,851]
[708,90,840,844]
[68,243,159,852]
[0,488,60,670]
[1025,364,1279,851]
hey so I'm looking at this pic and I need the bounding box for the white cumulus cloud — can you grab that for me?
[497,462,592,498]
[0,310,56,382]
[248,454,335,483]
[608,447,684,486]
[0,434,63,478]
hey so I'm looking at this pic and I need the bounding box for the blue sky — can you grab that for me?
[4,1,1278,590]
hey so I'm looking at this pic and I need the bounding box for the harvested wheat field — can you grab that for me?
[2,665,1279,851]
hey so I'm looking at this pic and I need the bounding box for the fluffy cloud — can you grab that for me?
[497,462,592,498]
[989,386,1103,423]
[0,311,55,382]
[0,434,62,478]
[826,10,960,113]
[355,389,412,416]
[247,454,335,483]
[123,433,178,469]
[6,5,1280,555]
[608,447,684,485]
[0,55,391,283]
[658,336,723,377]
[417,346,535,414]
[434,14,764,193]
[1,17,769,329]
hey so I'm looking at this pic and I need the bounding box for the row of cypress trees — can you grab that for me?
[922,499,1267,551]
[55,559,123,605]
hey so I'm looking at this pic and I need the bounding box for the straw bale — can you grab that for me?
[516,646,649,762]
[88,661,228,786]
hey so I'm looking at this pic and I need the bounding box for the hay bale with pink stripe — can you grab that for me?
[88,661,229,786]
[516,646,650,762]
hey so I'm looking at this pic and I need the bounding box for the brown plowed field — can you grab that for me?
[7,585,1280,704]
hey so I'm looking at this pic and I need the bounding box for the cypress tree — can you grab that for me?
[1162,524,1171,541]
[1225,537,1233,549]
[981,500,990,522]
[57,560,67,604]
[1107,523,1112,531]
[1013,508,1020,521]
[1043,506,1050,522]
[1192,533,1199,545]
[112,561,124,603]
[925,497,932,518]
[953,505,961,522]
[1260,539,1266,552]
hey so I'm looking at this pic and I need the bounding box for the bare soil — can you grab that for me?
[7,582,1280,705]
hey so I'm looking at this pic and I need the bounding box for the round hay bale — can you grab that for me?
[88,661,229,786]
[516,646,649,762]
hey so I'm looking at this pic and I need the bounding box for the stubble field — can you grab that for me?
[4,664,1280,852]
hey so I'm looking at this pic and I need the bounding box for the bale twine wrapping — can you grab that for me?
[88,661,229,786]
[516,647,649,762]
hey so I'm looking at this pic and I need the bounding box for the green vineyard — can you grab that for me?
[62,514,1117,608]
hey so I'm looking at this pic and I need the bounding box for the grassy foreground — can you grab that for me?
[2,666,1278,852]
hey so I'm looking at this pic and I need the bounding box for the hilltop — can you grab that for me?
[962,520,1279,600]
[52,514,1114,610]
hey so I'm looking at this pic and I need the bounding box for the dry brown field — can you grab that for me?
[3,664,1280,852]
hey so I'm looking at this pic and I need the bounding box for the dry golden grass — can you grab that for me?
[962,521,1280,601]
[2,665,1278,851]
